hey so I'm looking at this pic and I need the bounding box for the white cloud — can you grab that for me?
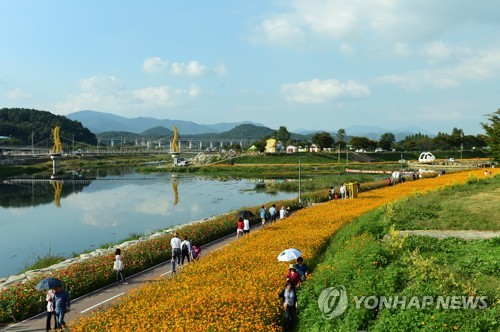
[79,75,126,93]
[378,48,500,90]
[379,71,459,90]
[394,43,412,57]
[281,78,370,103]
[188,84,202,97]
[253,0,500,46]
[143,57,169,73]
[6,88,33,99]
[143,57,227,76]
[421,41,472,64]
[171,60,226,76]
[133,85,193,108]
[253,14,306,46]
[339,43,356,55]
[51,75,202,115]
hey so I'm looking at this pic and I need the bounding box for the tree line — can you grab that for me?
[0,108,97,146]
[249,111,498,159]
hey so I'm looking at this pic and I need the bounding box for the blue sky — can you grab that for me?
[1,0,499,135]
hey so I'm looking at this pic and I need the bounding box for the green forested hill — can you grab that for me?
[140,126,173,137]
[214,124,275,139]
[0,108,97,145]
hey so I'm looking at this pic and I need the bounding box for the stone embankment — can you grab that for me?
[188,152,235,165]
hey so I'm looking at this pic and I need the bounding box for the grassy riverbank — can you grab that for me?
[297,175,499,331]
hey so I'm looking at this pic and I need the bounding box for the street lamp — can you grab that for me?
[346,145,352,167]
[298,156,302,204]
[460,129,464,160]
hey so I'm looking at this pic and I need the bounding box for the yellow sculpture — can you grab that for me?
[265,138,277,153]
[51,126,62,154]
[172,126,180,153]
[172,177,179,206]
[51,180,63,207]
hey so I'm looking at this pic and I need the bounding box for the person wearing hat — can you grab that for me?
[285,263,301,288]
[170,232,182,273]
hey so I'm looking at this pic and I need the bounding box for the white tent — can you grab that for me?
[286,145,298,154]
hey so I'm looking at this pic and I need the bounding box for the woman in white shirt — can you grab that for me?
[243,218,251,234]
[114,248,127,284]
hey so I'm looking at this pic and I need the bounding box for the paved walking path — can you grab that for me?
[397,230,500,240]
[1,224,264,332]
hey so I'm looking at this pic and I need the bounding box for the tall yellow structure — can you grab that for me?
[50,126,63,179]
[171,126,180,153]
[51,126,62,154]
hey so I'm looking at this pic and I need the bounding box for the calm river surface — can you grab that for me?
[0,172,296,278]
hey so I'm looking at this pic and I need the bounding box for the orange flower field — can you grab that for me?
[69,170,496,331]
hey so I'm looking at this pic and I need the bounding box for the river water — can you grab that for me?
[0,172,296,278]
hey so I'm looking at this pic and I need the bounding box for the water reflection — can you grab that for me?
[172,177,179,206]
[0,173,297,278]
[51,180,63,207]
[0,179,92,208]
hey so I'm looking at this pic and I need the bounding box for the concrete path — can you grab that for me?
[397,230,500,240]
[1,223,264,332]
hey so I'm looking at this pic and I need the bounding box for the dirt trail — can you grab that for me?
[397,230,500,240]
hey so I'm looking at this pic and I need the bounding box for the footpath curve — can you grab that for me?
[1,223,264,332]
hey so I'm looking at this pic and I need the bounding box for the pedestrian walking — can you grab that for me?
[170,232,182,273]
[294,257,309,281]
[113,248,127,285]
[279,206,286,220]
[53,285,70,330]
[260,205,267,226]
[278,281,298,331]
[236,217,244,238]
[181,236,192,265]
[269,204,277,222]
[339,184,345,199]
[285,264,301,288]
[45,288,56,331]
[243,218,251,234]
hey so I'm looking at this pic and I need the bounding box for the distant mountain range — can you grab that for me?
[67,110,264,135]
[67,110,431,142]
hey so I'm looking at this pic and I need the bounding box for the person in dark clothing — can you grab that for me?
[278,281,298,331]
[181,236,191,265]
[53,285,70,329]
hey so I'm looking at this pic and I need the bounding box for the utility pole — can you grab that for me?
[346,145,350,166]
[460,129,464,160]
[298,156,302,205]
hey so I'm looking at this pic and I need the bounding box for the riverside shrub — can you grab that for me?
[67,170,495,331]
